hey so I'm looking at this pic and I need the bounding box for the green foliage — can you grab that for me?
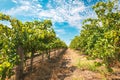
[69,36,81,50]
[0,13,67,80]
[70,0,120,70]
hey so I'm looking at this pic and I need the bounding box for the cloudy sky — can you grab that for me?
[0,0,107,45]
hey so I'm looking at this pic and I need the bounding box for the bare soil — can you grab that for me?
[23,49,120,80]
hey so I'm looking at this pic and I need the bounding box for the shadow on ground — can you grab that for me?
[24,49,76,80]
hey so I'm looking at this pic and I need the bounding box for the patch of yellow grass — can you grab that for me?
[72,77,84,80]
[77,59,97,71]
[76,56,109,75]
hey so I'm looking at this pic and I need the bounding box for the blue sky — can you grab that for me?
[0,0,107,45]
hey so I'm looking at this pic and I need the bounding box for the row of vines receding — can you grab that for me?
[70,0,120,71]
[0,13,67,80]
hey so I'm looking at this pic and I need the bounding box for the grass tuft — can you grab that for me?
[77,60,97,71]
[76,58,109,75]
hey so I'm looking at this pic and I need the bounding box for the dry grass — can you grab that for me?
[77,60,97,71]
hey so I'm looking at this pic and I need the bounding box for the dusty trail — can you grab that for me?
[60,49,103,80]
[24,48,120,80]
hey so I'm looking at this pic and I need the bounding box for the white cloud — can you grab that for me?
[12,0,17,3]
[3,0,42,16]
[3,0,96,29]
[55,29,65,34]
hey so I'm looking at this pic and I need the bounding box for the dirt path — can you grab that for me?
[24,48,120,80]
[61,49,103,80]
